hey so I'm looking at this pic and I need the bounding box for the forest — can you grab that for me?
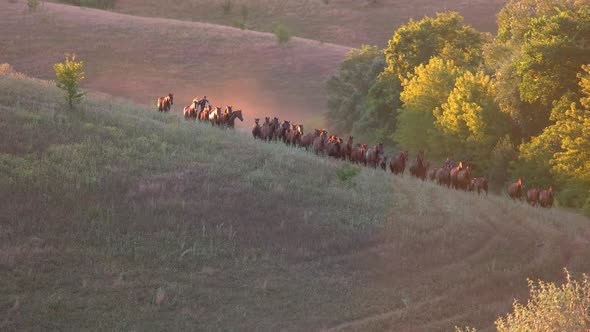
[326,0,590,215]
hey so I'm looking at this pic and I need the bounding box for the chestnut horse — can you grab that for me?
[157,93,174,112]
[208,106,223,126]
[470,176,488,195]
[456,165,471,191]
[313,129,327,155]
[450,161,463,189]
[508,178,524,200]
[409,150,427,180]
[199,105,212,121]
[389,151,408,175]
[539,186,554,208]
[366,142,384,169]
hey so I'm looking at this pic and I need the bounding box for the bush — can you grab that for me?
[495,269,590,332]
[59,0,116,9]
[53,54,85,110]
[221,0,232,15]
[336,164,361,184]
[27,0,40,11]
[273,23,292,44]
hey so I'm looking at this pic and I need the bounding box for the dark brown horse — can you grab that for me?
[469,176,488,195]
[366,142,384,169]
[436,168,451,187]
[313,129,327,155]
[225,110,243,128]
[252,118,261,139]
[157,93,174,112]
[526,187,540,206]
[326,136,341,158]
[409,150,427,180]
[508,178,524,200]
[276,121,290,143]
[389,151,408,175]
[428,168,438,181]
[380,156,387,171]
[351,144,368,165]
[300,129,319,150]
[339,136,353,161]
[539,186,554,208]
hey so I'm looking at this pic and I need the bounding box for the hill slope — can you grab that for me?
[0,2,350,128]
[1,69,590,331]
[112,0,509,47]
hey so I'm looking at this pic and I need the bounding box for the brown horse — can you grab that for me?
[313,129,327,155]
[157,93,174,112]
[252,118,261,139]
[456,165,471,190]
[389,151,408,175]
[409,150,427,180]
[326,136,341,158]
[526,187,540,206]
[366,142,384,169]
[286,124,303,146]
[450,161,463,189]
[469,176,488,195]
[351,144,368,165]
[275,121,290,143]
[436,168,451,187]
[338,136,353,161]
[261,117,275,141]
[428,168,438,181]
[539,186,554,208]
[508,178,524,200]
[380,156,387,171]
[225,110,243,128]
[300,128,318,150]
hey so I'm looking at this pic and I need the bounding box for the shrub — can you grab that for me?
[336,164,361,184]
[273,22,292,44]
[495,269,590,332]
[221,0,232,15]
[27,0,40,11]
[59,0,116,9]
[53,54,85,111]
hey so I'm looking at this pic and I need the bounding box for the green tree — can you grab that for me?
[394,57,464,155]
[273,22,292,44]
[384,12,486,81]
[53,54,85,110]
[435,71,509,168]
[325,45,385,134]
[486,0,590,140]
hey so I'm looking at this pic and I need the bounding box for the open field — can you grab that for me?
[0,2,350,128]
[111,0,509,47]
[2,68,590,331]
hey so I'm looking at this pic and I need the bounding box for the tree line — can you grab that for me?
[326,0,590,216]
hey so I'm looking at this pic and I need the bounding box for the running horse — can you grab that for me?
[156,93,173,112]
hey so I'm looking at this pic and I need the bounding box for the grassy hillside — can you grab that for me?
[1,68,590,331]
[111,0,509,47]
[0,2,349,129]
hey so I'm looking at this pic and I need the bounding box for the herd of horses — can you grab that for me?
[155,92,554,209]
[156,93,244,127]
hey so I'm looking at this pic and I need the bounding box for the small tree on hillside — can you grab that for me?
[274,22,292,45]
[53,54,85,110]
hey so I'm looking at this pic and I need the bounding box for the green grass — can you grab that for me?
[1,68,590,331]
